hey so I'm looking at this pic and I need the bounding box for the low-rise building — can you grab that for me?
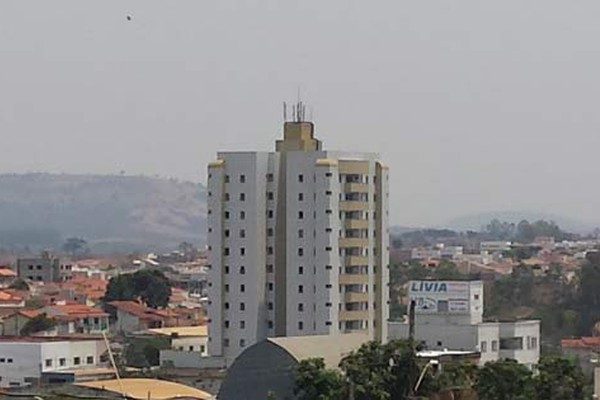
[107,301,167,333]
[388,280,540,369]
[0,336,109,388]
[17,251,72,283]
[561,336,600,375]
[41,304,109,335]
[150,325,208,355]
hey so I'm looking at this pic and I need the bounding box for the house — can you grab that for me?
[16,251,72,283]
[150,325,208,355]
[107,301,167,333]
[41,305,109,335]
[0,291,25,308]
[561,336,600,375]
[2,310,43,336]
[0,336,110,388]
[0,267,17,288]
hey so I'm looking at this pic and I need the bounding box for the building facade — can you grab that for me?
[17,251,72,283]
[207,113,389,363]
[389,280,540,369]
[0,337,107,388]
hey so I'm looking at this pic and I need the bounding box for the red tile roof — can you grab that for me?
[561,337,600,349]
[108,301,166,321]
[44,304,108,321]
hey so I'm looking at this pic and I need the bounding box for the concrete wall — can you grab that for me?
[113,310,140,333]
[171,336,208,355]
[160,351,225,369]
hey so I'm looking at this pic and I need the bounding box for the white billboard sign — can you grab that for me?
[408,281,470,314]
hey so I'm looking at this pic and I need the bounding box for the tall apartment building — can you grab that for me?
[206,110,390,363]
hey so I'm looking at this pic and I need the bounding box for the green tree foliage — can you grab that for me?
[476,359,534,400]
[485,219,516,240]
[104,269,171,308]
[294,358,346,400]
[8,278,29,291]
[62,237,90,258]
[339,340,419,400]
[20,314,57,336]
[533,356,585,400]
[575,252,600,335]
[123,336,170,368]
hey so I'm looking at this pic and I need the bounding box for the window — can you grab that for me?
[325,246,332,251]
[225,211,230,219]
[240,320,245,329]
[268,246,274,255]
[240,284,245,293]
[240,302,245,311]
[531,337,538,349]
[266,264,273,273]
[298,174,304,182]
[325,190,332,195]
[240,211,246,219]
[225,302,230,310]
[480,341,487,353]
[268,210,274,218]
[325,265,332,270]
[45,359,52,367]
[325,284,332,289]
[224,248,230,256]
[298,211,304,219]
[325,209,332,214]
[225,193,230,201]
[268,320,274,329]
[298,229,304,238]
[325,302,332,307]
[240,339,246,347]
[239,193,246,201]
[86,356,94,365]
[474,294,480,300]
[240,247,245,256]
[268,302,273,310]
[225,265,230,274]
[298,248,304,257]
[240,266,246,274]
[267,228,274,237]
[224,320,230,328]
[325,321,332,326]
[240,174,246,183]
[298,303,304,312]
[224,339,230,347]
[267,192,274,200]
[240,229,246,238]
[325,172,332,177]
[225,284,230,293]
[298,321,304,330]
[298,266,304,275]
[268,282,274,291]
[225,175,230,183]
[74,357,81,365]
[225,229,230,238]
[267,173,274,182]
[491,340,498,352]
[298,193,304,201]
[298,285,304,294]
[189,346,194,351]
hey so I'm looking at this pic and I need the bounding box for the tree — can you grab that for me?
[476,359,534,400]
[294,358,346,400]
[62,237,90,258]
[103,269,171,309]
[123,336,170,368]
[339,340,419,400]
[8,278,29,291]
[20,314,57,336]
[533,356,585,400]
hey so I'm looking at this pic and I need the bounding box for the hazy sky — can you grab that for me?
[2,1,600,226]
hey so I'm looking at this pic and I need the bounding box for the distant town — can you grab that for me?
[0,114,598,399]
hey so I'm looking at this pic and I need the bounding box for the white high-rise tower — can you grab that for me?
[206,107,389,363]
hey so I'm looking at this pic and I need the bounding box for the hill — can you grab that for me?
[0,173,206,253]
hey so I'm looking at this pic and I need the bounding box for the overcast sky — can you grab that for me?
[2,1,600,227]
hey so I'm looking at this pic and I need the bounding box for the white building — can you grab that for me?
[206,109,390,363]
[389,280,540,369]
[0,337,108,388]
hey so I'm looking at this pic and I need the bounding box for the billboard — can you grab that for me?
[408,281,470,314]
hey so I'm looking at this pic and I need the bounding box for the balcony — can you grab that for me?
[339,238,368,248]
[339,274,369,285]
[344,183,369,193]
[346,256,369,266]
[344,292,369,303]
[339,201,369,212]
[339,310,369,321]
[344,219,369,229]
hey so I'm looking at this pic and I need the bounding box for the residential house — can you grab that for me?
[107,301,167,333]
[562,336,600,375]
[0,267,17,288]
[2,310,44,336]
[41,305,109,335]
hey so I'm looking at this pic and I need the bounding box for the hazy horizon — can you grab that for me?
[2,1,600,226]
